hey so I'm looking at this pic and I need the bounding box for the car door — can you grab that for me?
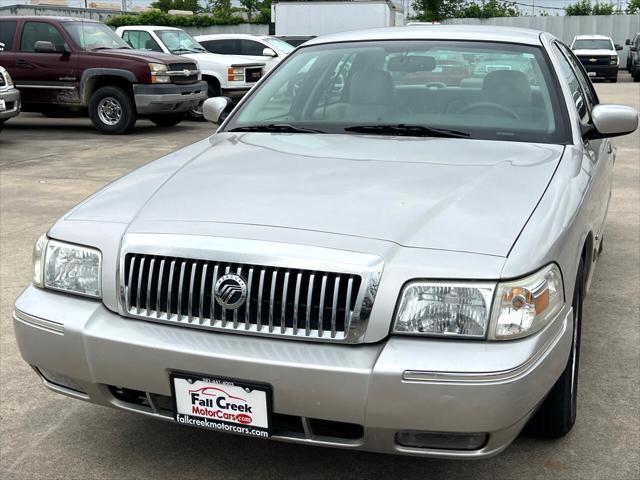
[554,42,612,252]
[12,20,79,105]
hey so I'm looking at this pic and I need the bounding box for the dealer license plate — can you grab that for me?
[171,372,271,438]
[0,98,5,111]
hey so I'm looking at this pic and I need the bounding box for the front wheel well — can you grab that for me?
[84,76,133,103]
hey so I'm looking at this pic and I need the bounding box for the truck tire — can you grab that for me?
[149,113,186,127]
[188,78,221,121]
[526,258,584,438]
[89,86,137,135]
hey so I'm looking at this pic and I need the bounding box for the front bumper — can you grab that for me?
[221,87,252,99]
[0,87,21,121]
[133,82,207,115]
[14,285,572,459]
[580,63,618,79]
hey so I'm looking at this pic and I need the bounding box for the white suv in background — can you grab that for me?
[570,34,622,82]
[116,26,265,117]
[194,34,294,72]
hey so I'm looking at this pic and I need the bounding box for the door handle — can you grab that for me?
[15,59,28,67]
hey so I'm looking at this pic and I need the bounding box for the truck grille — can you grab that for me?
[123,254,367,342]
[245,67,262,83]
[167,62,199,85]
[577,55,611,66]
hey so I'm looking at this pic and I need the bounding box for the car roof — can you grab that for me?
[304,25,544,46]
[0,15,99,22]
[118,25,182,31]
[195,33,267,40]
[573,34,612,40]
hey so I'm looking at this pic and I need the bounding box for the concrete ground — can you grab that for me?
[1,77,639,480]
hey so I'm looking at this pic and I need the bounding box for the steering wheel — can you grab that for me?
[458,102,520,120]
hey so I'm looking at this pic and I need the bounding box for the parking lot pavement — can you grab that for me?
[1,77,639,479]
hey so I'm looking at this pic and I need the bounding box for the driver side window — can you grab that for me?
[20,22,66,52]
[553,43,589,123]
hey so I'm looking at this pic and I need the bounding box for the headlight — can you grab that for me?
[33,236,102,298]
[393,282,495,338]
[228,67,244,82]
[610,55,619,65]
[392,264,565,340]
[3,70,14,87]
[149,63,170,84]
[491,264,563,340]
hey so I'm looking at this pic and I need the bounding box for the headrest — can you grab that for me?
[482,70,531,107]
[350,70,394,105]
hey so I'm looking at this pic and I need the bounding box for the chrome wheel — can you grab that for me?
[97,97,122,126]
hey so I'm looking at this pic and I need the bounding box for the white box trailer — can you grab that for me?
[272,0,404,37]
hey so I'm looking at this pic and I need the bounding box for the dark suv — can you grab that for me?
[626,33,640,82]
[0,16,207,134]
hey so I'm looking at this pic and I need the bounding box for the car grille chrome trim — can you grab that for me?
[119,234,383,343]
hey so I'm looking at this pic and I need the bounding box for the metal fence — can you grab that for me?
[443,14,640,66]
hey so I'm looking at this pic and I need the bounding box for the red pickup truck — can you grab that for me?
[0,16,207,134]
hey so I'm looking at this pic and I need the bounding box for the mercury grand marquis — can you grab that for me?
[14,26,638,458]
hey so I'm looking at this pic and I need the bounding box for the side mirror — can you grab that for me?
[626,39,631,45]
[614,44,623,51]
[202,96,230,124]
[262,47,277,57]
[34,41,56,53]
[587,104,639,140]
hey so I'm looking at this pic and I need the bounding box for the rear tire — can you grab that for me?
[526,258,584,438]
[89,86,136,135]
[188,79,221,121]
[149,113,185,127]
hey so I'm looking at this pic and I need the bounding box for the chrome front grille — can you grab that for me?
[120,235,383,343]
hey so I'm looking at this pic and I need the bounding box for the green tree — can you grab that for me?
[628,0,640,13]
[239,0,271,22]
[150,0,201,13]
[411,0,518,21]
[565,0,592,15]
[592,2,614,14]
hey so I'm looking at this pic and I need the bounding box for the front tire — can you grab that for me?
[89,86,136,135]
[149,113,185,127]
[527,258,584,438]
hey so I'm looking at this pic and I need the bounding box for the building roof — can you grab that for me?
[305,25,545,47]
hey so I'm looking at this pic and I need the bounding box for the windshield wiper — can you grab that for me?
[229,123,327,134]
[344,124,470,138]
[171,48,197,54]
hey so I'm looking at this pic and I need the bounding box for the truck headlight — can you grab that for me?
[33,236,102,298]
[392,264,565,340]
[3,69,14,87]
[393,282,494,338]
[149,63,170,83]
[228,67,244,82]
[491,264,563,340]
[610,55,619,65]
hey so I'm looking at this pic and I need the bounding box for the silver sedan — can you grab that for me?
[14,26,638,459]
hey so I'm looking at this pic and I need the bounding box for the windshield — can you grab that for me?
[572,39,613,50]
[263,36,295,54]
[156,30,205,54]
[224,41,569,144]
[63,22,129,51]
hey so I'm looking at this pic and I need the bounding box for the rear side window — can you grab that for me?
[20,22,65,52]
[0,20,17,51]
[201,39,237,55]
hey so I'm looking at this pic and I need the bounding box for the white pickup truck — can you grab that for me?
[116,25,265,118]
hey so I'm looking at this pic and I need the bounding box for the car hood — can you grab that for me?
[66,133,564,257]
[183,52,264,66]
[573,48,616,56]
[94,48,185,64]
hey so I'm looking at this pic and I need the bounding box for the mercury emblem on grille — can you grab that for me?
[214,274,248,309]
